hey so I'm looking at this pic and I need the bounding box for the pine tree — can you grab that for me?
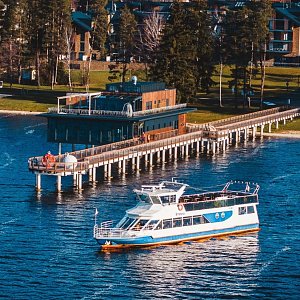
[90,0,108,60]
[247,0,272,108]
[223,7,253,108]
[150,1,195,102]
[117,5,137,82]
[189,0,215,95]
[150,1,214,102]
[84,0,108,91]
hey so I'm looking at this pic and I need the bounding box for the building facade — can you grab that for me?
[45,79,195,146]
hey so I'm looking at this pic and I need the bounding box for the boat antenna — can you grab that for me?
[171,177,178,183]
[94,208,99,225]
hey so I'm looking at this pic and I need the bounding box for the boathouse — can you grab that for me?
[44,78,195,147]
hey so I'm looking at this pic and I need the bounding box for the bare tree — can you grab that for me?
[136,12,164,80]
[65,27,74,90]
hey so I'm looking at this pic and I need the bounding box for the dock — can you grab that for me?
[28,106,300,192]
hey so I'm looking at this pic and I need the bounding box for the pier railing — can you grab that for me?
[187,106,299,132]
[28,107,300,175]
[216,107,300,130]
[48,103,187,118]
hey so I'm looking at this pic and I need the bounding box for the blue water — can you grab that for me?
[0,114,299,299]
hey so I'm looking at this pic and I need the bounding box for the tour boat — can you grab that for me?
[93,179,260,250]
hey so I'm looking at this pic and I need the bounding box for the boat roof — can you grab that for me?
[134,180,188,195]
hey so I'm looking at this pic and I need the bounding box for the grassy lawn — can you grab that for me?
[0,98,51,112]
[0,66,299,130]
[187,105,259,124]
[273,118,300,132]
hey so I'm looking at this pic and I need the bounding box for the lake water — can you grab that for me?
[0,114,299,299]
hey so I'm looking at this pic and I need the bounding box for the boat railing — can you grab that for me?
[94,225,143,238]
[100,220,114,228]
[183,194,258,212]
[94,222,152,238]
[94,226,126,238]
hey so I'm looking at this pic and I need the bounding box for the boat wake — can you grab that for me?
[1,218,19,226]
[25,129,35,135]
[24,122,47,130]
[270,173,294,183]
[0,114,16,119]
[0,152,15,169]
[259,246,290,274]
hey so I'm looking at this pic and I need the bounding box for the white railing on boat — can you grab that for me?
[94,226,135,238]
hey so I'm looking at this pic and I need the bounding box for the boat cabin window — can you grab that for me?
[136,193,152,204]
[183,217,192,226]
[247,206,255,214]
[145,220,159,230]
[238,207,247,215]
[155,221,162,230]
[121,217,136,229]
[151,196,161,205]
[160,195,176,204]
[132,219,148,230]
[173,218,182,228]
[193,216,202,225]
[163,219,172,229]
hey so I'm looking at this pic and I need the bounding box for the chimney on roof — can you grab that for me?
[131,76,138,85]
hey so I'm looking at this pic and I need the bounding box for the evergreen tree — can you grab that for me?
[247,0,272,108]
[27,0,47,86]
[117,5,137,82]
[189,0,215,95]
[150,0,214,102]
[0,0,30,86]
[43,0,72,88]
[90,0,108,60]
[150,1,195,102]
[85,0,108,91]
[223,7,253,108]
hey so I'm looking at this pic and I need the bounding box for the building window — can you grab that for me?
[166,99,169,106]
[80,43,85,51]
[146,101,152,110]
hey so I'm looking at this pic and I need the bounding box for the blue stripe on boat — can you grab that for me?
[96,223,259,246]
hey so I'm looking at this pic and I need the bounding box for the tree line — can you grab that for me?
[0,0,272,106]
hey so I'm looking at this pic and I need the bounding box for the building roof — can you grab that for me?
[106,81,168,93]
[71,11,92,32]
[275,7,300,27]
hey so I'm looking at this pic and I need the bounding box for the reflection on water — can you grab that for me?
[92,234,260,299]
[0,115,299,299]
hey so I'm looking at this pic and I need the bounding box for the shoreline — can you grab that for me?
[261,131,300,139]
[0,110,44,115]
[1,110,300,138]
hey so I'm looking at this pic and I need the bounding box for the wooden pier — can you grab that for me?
[28,106,300,192]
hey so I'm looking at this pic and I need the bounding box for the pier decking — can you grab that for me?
[28,106,300,192]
